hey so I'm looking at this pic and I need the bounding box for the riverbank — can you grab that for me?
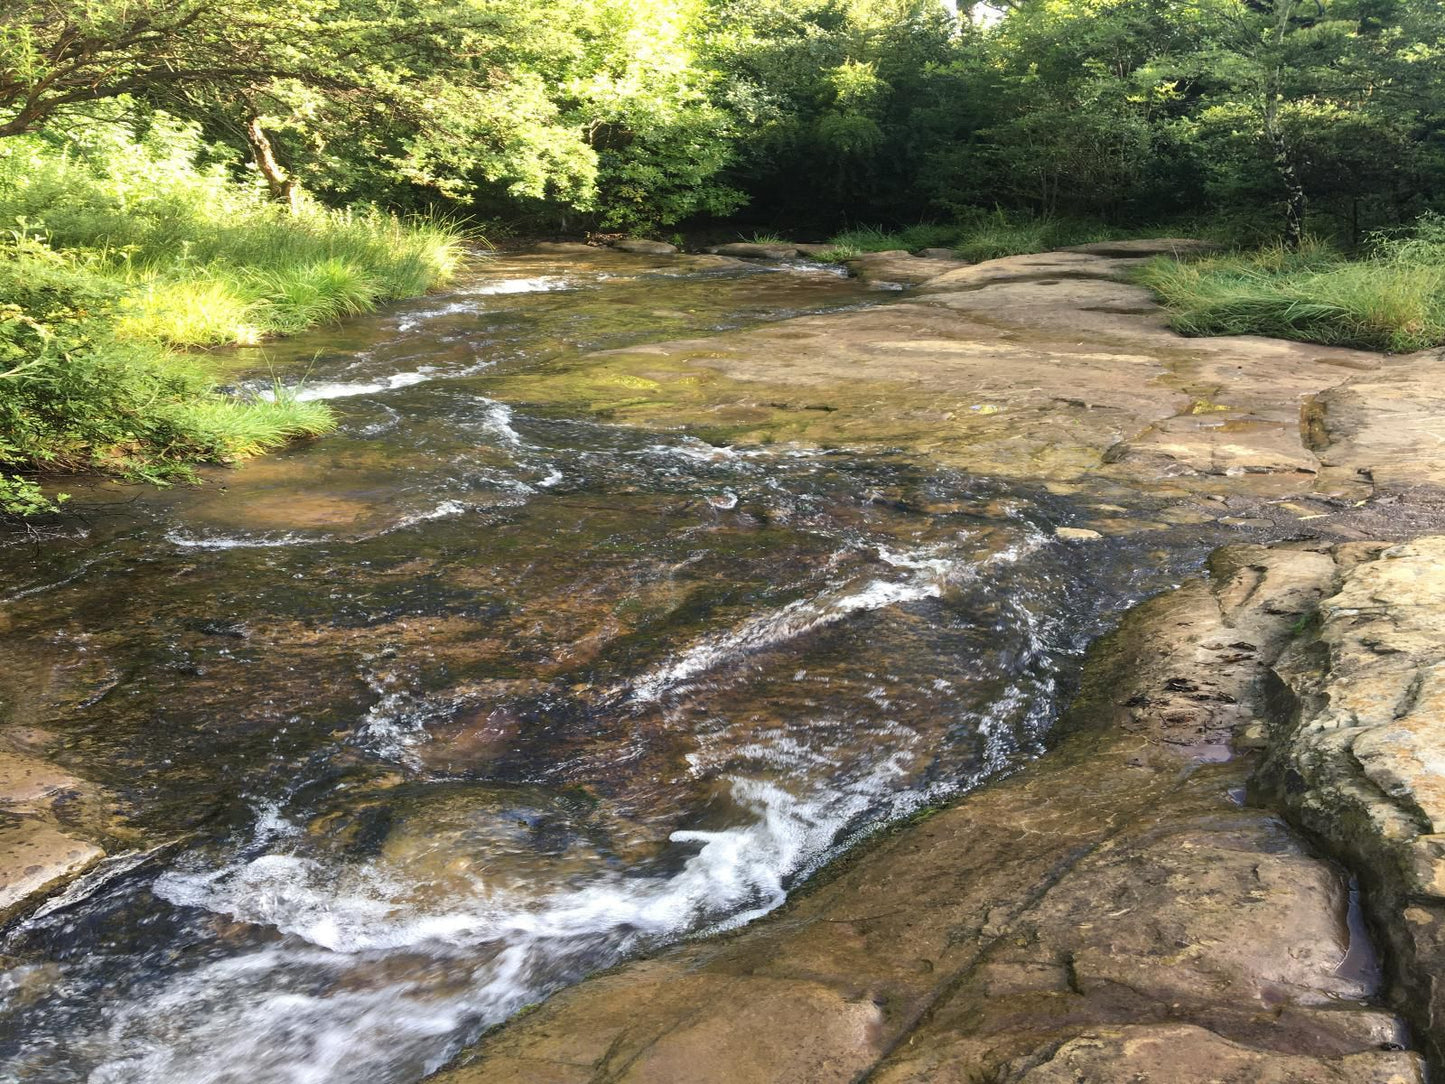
[0,119,462,514]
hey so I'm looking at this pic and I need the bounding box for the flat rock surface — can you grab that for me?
[708,241,802,259]
[0,646,120,920]
[485,245,1443,508]
[612,239,678,255]
[0,817,102,921]
[430,544,1423,1084]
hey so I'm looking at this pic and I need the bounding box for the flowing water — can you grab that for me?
[1,249,1232,1083]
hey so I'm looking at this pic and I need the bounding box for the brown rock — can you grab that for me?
[845,249,971,286]
[430,545,1425,1084]
[488,244,1422,508]
[1259,536,1445,1066]
[709,242,802,259]
[1001,1025,1420,1084]
[613,239,678,255]
[0,817,103,921]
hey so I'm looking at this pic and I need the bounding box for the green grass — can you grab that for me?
[1135,219,1445,352]
[818,213,1244,265]
[0,114,464,513]
[819,214,1139,264]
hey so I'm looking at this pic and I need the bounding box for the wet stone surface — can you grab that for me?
[2,246,1441,1083]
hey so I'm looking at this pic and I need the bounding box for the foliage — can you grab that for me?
[0,234,338,475]
[0,116,462,347]
[0,118,472,502]
[5,1,1444,239]
[1136,216,1445,351]
[0,473,65,515]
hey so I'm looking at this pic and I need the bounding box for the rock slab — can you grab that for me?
[1260,536,1445,1068]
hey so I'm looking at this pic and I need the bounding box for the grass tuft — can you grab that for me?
[1136,218,1445,352]
[821,214,1142,264]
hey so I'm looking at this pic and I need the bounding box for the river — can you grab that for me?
[1,248,1237,1083]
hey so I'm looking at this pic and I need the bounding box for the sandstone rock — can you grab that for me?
[1259,536,1445,1066]
[793,243,838,259]
[430,545,1424,1084]
[1002,1025,1421,1084]
[612,239,678,255]
[708,242,801,259]
[1054,526,1102,540]
[531,242,597,255]
[845,249,970,286]
[0,817,103,921]
[483,244,1429,507]
[1304,355,1445,491]
[916,247,962,260]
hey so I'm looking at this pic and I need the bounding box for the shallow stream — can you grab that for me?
[2,249,1240,1082]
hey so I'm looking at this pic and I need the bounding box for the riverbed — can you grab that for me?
[1,248,1255,1083]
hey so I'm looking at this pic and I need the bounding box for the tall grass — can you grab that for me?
[0,116,463,348]
[0,114,464,511]
[1,237,336,492]
[1136,218,1445,352]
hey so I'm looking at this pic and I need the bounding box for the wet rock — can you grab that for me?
[0,743,112,921]
[1053,526,1102,540]
[1304,355,1445,491]
[1258,536,1445,1067]
[845,250,970,286]
[997,1025,1421,1084]
[430,544,1425,1083]
[613,239,678,255]
[489,243,1433,512]
[0,816,103,922]
[708,242,802,259]
[532,242,598,255]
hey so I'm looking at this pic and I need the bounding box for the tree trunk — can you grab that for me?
[244,115,303,215]
[1264,104,1306,251]
[1264,0,1305,251]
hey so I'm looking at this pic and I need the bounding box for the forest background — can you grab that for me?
[2,0,1444,510]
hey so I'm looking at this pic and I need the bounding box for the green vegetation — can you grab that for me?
[0,118,460,512]
[6,1,1443,241]
[1138,219,1445,352]
[819,215,1178,263]
[2,0,1445,511]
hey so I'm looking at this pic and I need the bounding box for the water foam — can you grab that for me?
[630,546,954,702]
[166,530,314,550]
[90,732,926,1084]
[460,276,573,296]
[261,370,436,403]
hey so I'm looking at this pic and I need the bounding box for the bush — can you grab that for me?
[0,237,335,477]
